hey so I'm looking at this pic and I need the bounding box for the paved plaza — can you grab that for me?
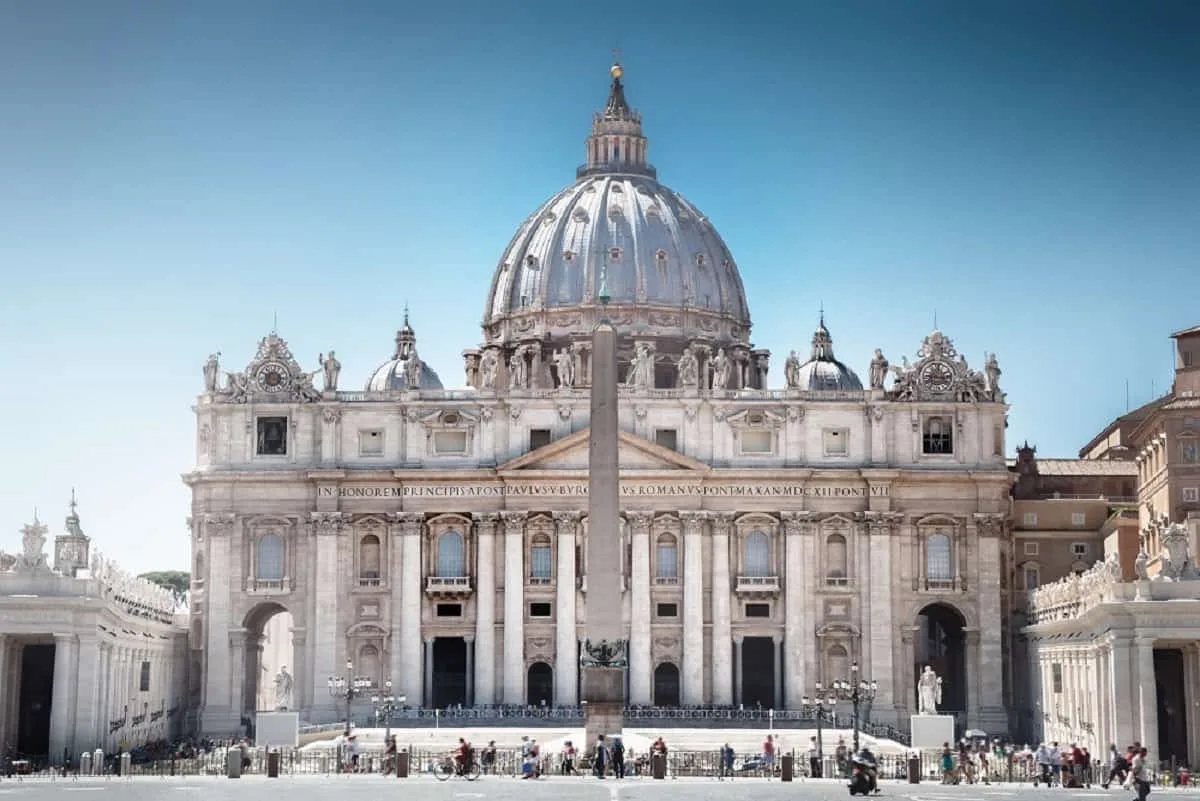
[0,775,1187,800]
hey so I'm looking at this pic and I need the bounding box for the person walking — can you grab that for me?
[1130,746,1150,801]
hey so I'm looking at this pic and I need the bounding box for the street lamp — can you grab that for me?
[801,683,837,775]
[830,661,878,753]
[327,658,372,736]
[371,680,405,743]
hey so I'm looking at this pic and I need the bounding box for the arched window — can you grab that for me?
[922,416,953,455]
[256,533,284,580]
[826,644,849,684]
[437,531,466,577]
[655,533,678,582]
[357,644,381,686]
[926,532,953,582]
[359,534,381,580]
[743,531,771,577]
[530,534,553,583]
[825,533,848,585]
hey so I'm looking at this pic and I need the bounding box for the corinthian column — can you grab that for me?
[681,511,706,705]
[310,512,344,718]
[554,512,581,706]
[473,514,499,707]
[396,512,424,706]
[781,512,810,708]
[501,511,527,704]
[628,511,653,706]
[710,513,734,706]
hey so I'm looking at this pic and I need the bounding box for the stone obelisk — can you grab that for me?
[581,265,625,746]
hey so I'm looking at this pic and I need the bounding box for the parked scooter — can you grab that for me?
[848,748,879,796]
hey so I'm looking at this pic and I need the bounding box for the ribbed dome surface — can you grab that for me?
[484,174,749,326]
[794,359,863,391]
[365,358,444,392]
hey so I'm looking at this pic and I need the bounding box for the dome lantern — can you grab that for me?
[578,61,656,180]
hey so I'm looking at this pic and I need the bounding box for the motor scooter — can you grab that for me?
[848,751,879,795]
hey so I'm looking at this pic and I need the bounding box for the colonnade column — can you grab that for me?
[74,634,101,749]
[1136,636,1159,759]
[397,513,424,707]
[1108,634,1135,748]
[553,512,580,706]
[710,513,734,706]
[48,633,79,760]
[473,514,499,707]
[628,511,653,706]
[386,514,404,692]
[310,512,344,721]
[680,512,705,706]
[290,632,307,715]
[501,511,526,705]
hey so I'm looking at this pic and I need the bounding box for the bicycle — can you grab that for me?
[434,755,480,781]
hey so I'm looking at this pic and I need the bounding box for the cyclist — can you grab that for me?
[454,738,474,775]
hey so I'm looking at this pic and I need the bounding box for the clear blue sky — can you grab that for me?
[1,1,1196,573]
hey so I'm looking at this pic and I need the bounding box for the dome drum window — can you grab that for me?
[694,254,706,268]
[525,254,539,269]
[563,250,576,262]
[572,208,590,223]
[608,247,623,262]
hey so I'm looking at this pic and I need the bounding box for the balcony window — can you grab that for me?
[655,534,678,582]
[825,533,848,585]
[256,533,284,581]
[743,531,770,577]
[926,533,952,582]
[436,531,466,577]
[530,536,552,583]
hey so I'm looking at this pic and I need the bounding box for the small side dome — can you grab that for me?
[791,315,863,391]
[365,310,444,392]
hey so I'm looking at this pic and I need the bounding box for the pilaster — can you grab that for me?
[500,510,526,704]
[74,634,101,749]
[710,512,734,706]
[864,512,898,712]
[310,512,343,718]
[396,512,424,706]
[680,511,705,705]
[554,512,580,706]
[474,513,499,706]
[201,513,239,733]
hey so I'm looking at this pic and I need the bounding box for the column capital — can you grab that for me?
[553,511,582,533]
[1134,635,1158,648]
[779,510,816,535]
[710,512,736,536]
[680,511,707,536]
[203,513,237,537]
[52,632,77,644]
[311,511,346,535]
[627,510,654,533]
[733,634,745,645]
[388,512,425,534]
[499,510,527,533]
[474,512,500,535]
[463,635,476,644]
[424,636,436,645]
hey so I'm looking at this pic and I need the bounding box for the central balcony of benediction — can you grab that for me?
[425,576,473,598]
[734,575,781,597]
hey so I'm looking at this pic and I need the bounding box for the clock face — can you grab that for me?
[256,362,291,393]
[919,361,955,393]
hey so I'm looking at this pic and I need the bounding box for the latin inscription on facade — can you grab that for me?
[320,483,889,499]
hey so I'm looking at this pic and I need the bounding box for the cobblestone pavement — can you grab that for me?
[0,775,1188,800]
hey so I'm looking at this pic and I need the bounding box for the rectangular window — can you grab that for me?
[358,430,384,457]
[256,417,288,456]
[139,661,151,692]
[1072,542,1089,557]
[1182,442,1199,463]
[433,430,468,455]
[1024,541,1039,556]
[529,544,553,581]
[1070,512,1086,528]
[529,602,552,618]
[654,429,678,451]
[1051,663,1063,694]
[435,603,462,617]
[922,417,953,454]
[1184,487,1199,503]
[1024,567,1039,590]
[740,430,772,454]
[1185,350,1194,367]
[529,428,552,450]
[822,428,848,456]
[656,602,678,618]
[1023,512,1038,527]
[744,603,771,618]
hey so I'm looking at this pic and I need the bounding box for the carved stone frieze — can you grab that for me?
[322,407,342,425]
[203,513,237,538]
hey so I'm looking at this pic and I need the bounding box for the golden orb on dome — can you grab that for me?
[610,63,623,79]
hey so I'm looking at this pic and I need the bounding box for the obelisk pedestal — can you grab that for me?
[581,319,625,748]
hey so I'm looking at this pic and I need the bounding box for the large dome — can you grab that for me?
[484,174,749,324]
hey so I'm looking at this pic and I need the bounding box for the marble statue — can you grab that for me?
[18,519,49,572]
[319,351,341,392]
[404,348,423,388]
[1134,549,1149,580]
[553,348,576,388]
[508,348,528,390]
[917,665,943,714]
[984,353,1001,397]
[274,666,294,710]
[783,350,801,388]
[295,370,322,403]
[479,350,499,389]
[203,353,220,393]
[224,371,249,403]
[676,346,699,389]
[626,343,656,389]
[711,348,731,390]
[869,349,889,390]
[1156,522,1195,581]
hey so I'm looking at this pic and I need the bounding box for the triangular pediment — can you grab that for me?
[498,428,711,473]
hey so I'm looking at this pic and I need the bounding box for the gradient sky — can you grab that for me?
[1,0,1196,574]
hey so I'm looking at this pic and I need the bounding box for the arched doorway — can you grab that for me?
[653,662,680,707]
[915,603,967,712]
[242,603,295,720]
[527,662,553,707]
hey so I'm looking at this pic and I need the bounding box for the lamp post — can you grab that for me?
[801,683,837,772]
[327,659,372,737]
[371,680,405,744]
[831,661,878,753]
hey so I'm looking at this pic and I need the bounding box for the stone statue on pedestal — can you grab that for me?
[676,346,699,389]
[319,351,341,392]
[626,343,655,389]
[203,353,221,393]
[917,665,942,714]
[553,348,576,388]
[273,666,294,710]
[710,348,731,390]
[783,350,801,388]
[479,350,499,389]
[869,349,889,390]
[404,348,423,388]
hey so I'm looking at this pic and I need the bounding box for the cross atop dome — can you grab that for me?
[578,59,656,180]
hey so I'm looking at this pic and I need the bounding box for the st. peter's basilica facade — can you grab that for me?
[187,63,1012,736]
